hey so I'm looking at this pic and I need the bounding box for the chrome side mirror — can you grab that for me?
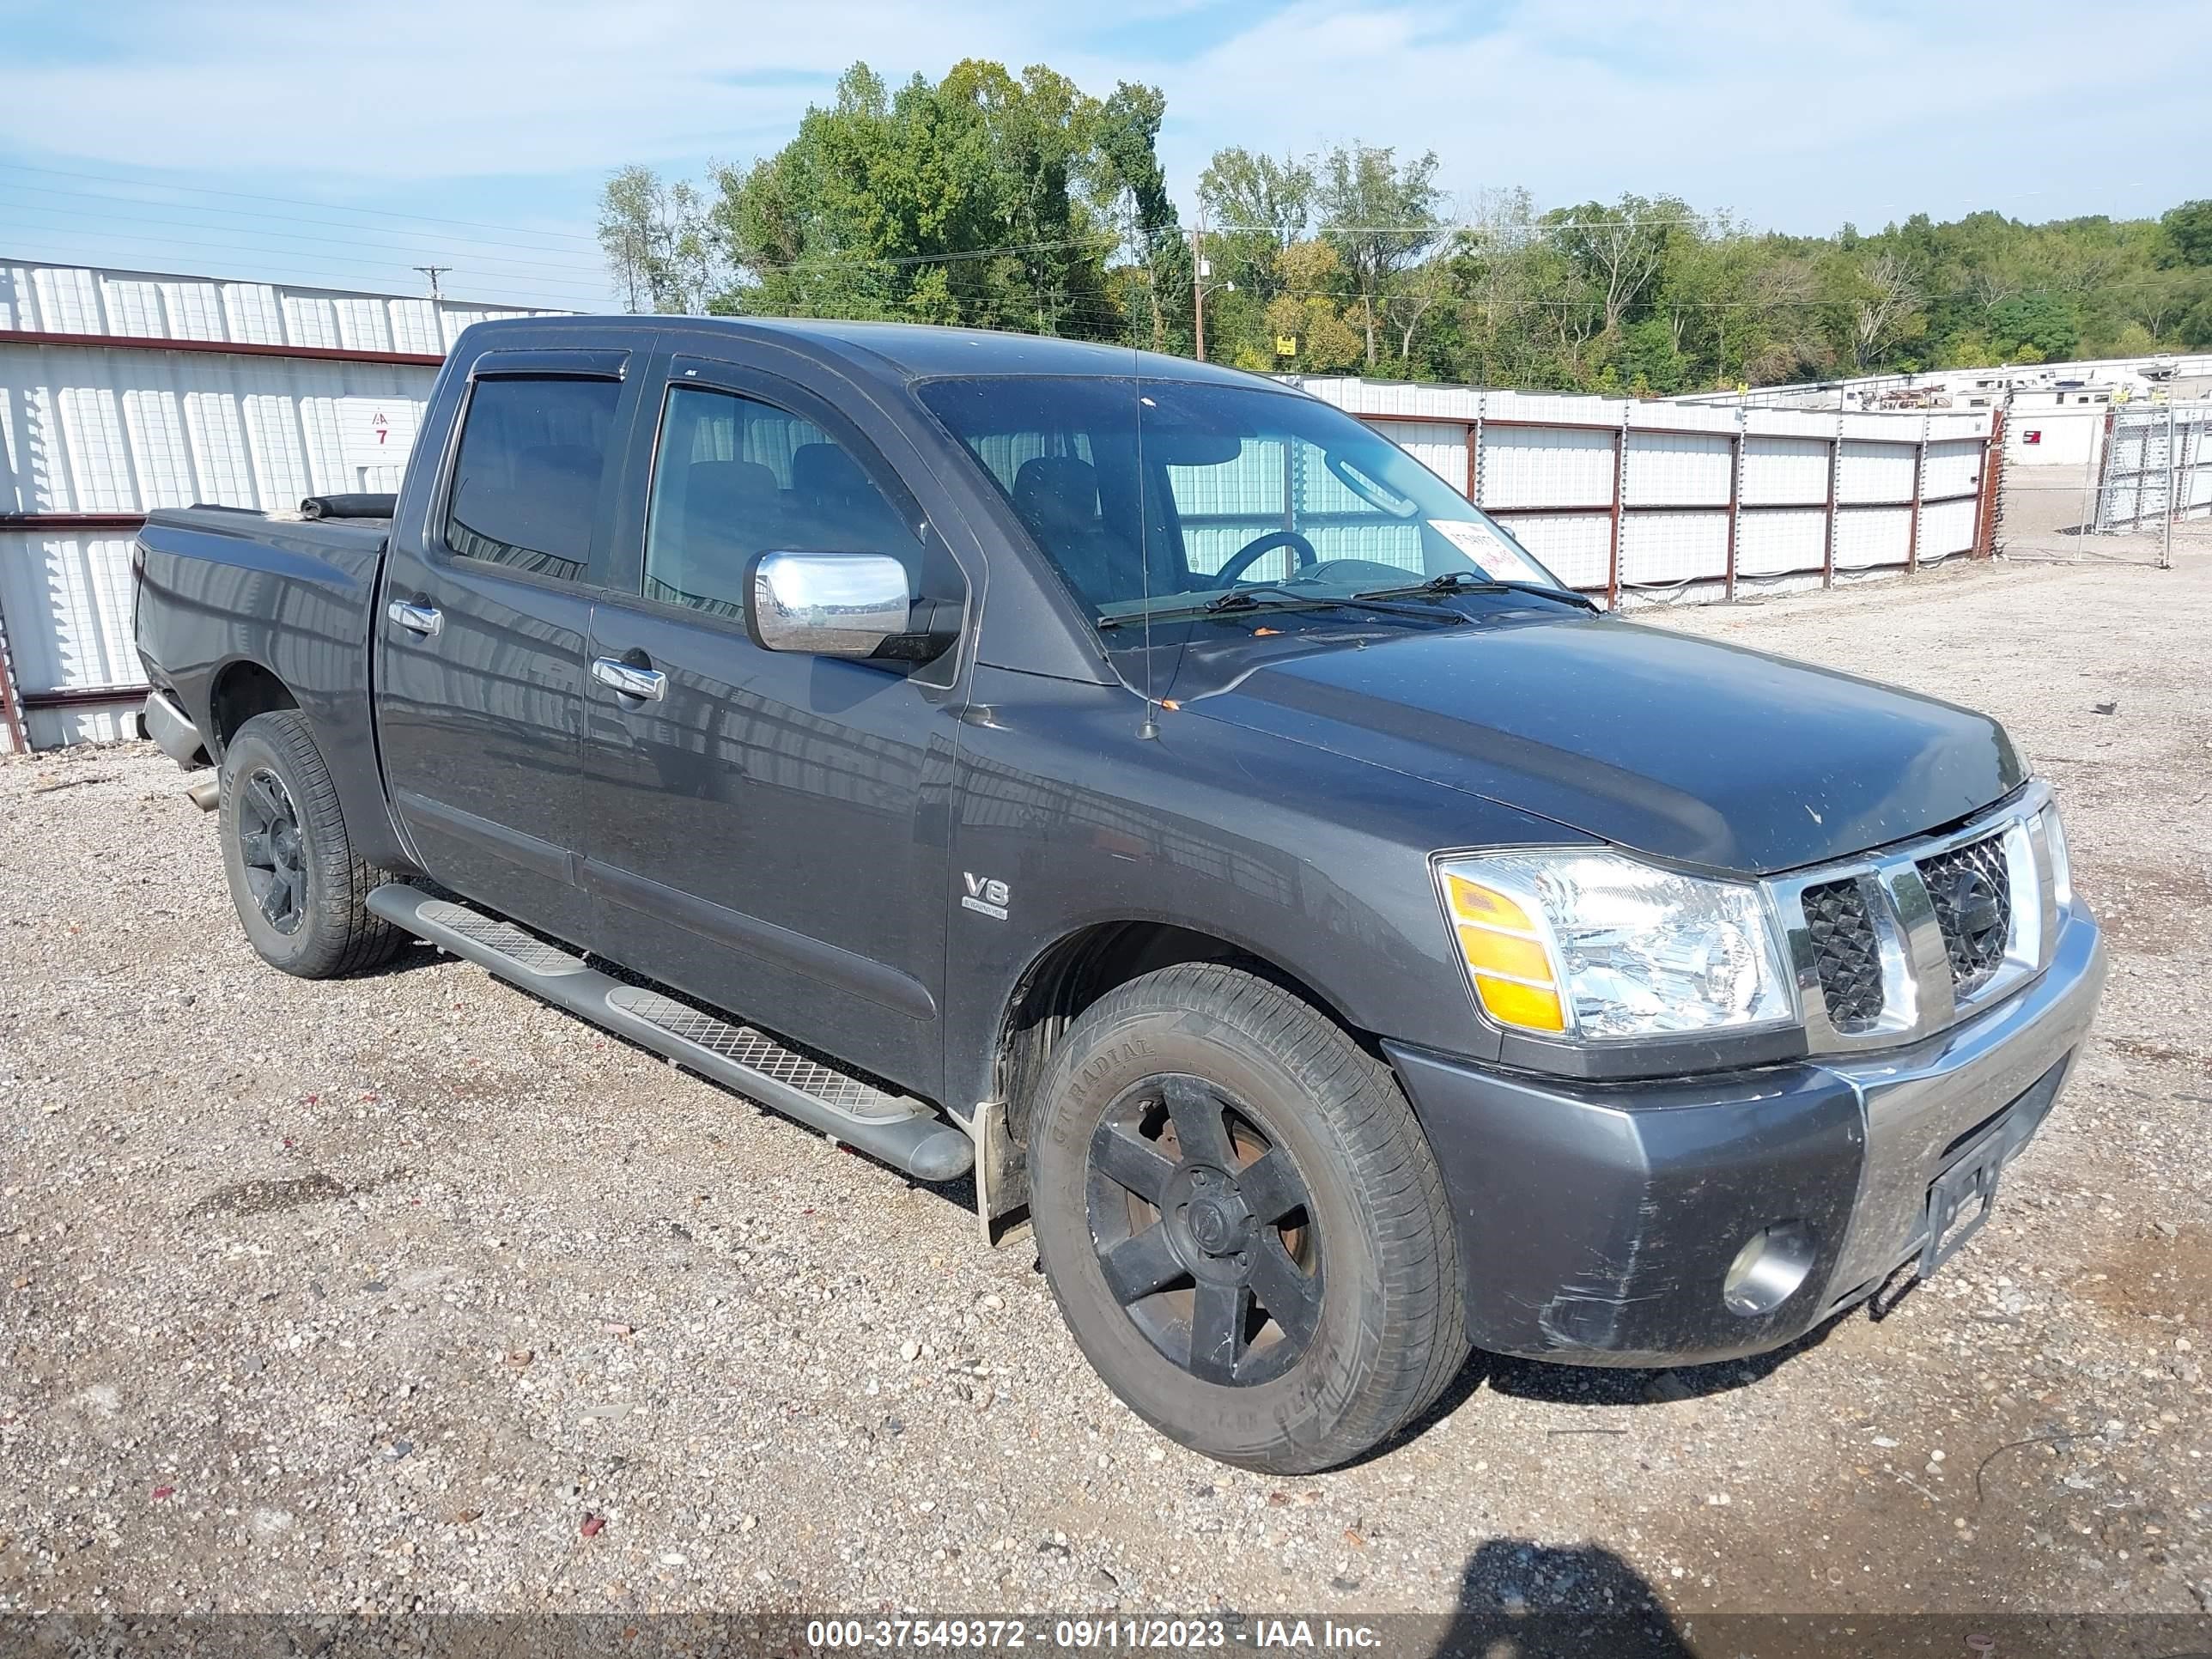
[745,551,911,657]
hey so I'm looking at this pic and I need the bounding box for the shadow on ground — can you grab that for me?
[1382,1302,1865,1466]
[1434,1539,1692,1657]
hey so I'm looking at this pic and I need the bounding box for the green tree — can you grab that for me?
[1986,291,2080,360]
[1546,194,1686,341]
[1199,147,1315,308]
[707,61,1164,341]
[1828,250,1924,369]
[1091,81,1188,352]
[598,165,718,313]
[607,96,2212,386]
[1315,143,1443,368]
[1265,240,1363,371]
[2160,199,2212,266]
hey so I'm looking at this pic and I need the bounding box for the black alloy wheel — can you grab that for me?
[1086,1073,1323,1388]
[216,709,404,978]
[235,766,308,936]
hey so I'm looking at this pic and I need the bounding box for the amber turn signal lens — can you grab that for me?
[1442,872,1567,1034]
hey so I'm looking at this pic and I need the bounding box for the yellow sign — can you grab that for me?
[1275,334,1298,357]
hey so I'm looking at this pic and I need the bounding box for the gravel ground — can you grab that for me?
[1,535,2207,1632]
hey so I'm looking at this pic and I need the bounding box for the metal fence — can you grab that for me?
[1293,379,1997,606]
[2094,402,2212,537]
[0,258,557,751]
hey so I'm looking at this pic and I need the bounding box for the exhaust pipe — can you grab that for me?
[185,776,221,812]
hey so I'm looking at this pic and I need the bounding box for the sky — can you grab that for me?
[2,0,2206,312]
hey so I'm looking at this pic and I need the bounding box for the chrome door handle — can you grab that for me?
[386,600,442,637]
[592,657,666,701]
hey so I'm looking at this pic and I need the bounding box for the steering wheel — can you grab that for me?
[1215,528,1321,586]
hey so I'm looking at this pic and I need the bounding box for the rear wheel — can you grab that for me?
[218,709,404,978]
[1028,963,1468,1473]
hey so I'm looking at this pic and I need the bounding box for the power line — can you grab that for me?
[0,193,610,285]
[1210,214,1735,235]
[0,227,595,307]
[0,161,602,246]
[1255,274,2185,310]
[0,204,611,291]
[0,178,613,264]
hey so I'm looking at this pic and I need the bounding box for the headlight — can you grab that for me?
[1436,850,1794,1041]
[2039,799,2072,908]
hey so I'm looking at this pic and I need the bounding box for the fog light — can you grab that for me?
[1722,1221,1815,1316]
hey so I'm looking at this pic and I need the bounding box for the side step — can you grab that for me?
[367,884,974,1183]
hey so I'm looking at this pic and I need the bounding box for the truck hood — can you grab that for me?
[1179,617,2024,874]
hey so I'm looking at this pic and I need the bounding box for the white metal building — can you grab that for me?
[1289,378,1997,605]
[1672,353,2212,413]
[0,259,559,751]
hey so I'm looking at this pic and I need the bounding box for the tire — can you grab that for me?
[1029,963,1469,1474]
[218,709,404,979]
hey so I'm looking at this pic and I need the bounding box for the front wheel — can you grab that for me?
[218,709,404,978]
[1029,963,1468,1473]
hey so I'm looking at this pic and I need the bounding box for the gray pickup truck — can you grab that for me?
[134,315,2106,1473]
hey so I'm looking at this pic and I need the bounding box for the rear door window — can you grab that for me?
[444,375,623,583]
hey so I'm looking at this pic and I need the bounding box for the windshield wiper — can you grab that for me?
[1352,570,1601,612]
[1097,584,1468,629]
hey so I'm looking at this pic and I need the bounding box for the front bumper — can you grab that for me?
[1387,906,2107,1367]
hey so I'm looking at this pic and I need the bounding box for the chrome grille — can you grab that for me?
[1767,783,2058,1056]
[1917,835,2013,997]
[1801,878,1883,1031]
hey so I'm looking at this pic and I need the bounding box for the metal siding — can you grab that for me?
[1837,439,1916,503]
[1620,510,1729,586]
[1382,420,1465,490]
[1502,513,1612,589]
[1741,435,1832,505]
[0,530,139,693]
[1920,497,1978,558]
[1734,507,1828,577]
[0,346,441,713]
[1923,439,1984,498]
[0,262,565,745]
[0,260,555,351]
[1322,378,1994,602]
[1834,505,1912,570]
[1,343,440,514]
[1480,426,1615,509]
[1625,430,1730,506]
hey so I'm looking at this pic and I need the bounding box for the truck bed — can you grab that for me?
[133,504,402,866]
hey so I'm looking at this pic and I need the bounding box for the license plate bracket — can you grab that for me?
[1919,1130,2007,1278]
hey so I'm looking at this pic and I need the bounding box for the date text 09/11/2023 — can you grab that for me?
[802,1617,1386,1650]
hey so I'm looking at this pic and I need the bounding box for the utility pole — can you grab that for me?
[1192,205,1206,362]
[412,265,450,301]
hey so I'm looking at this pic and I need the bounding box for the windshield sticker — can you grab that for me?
[1430,518,1553,587]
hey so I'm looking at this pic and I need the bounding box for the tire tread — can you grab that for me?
[221,709,404,979]
[1034,963,1469,1472]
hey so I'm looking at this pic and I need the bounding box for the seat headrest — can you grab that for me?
[1012,455,1099,538]
[792,442,869,502]
[684,459,780,516]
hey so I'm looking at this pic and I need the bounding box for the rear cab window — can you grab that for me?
[444,376,624,584]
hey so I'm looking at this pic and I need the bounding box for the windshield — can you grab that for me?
[915,375,1567,624]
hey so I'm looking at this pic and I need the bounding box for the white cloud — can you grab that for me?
[1127,0,2211,229]
[3,0,2206,234]
[0,0,1055,178]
